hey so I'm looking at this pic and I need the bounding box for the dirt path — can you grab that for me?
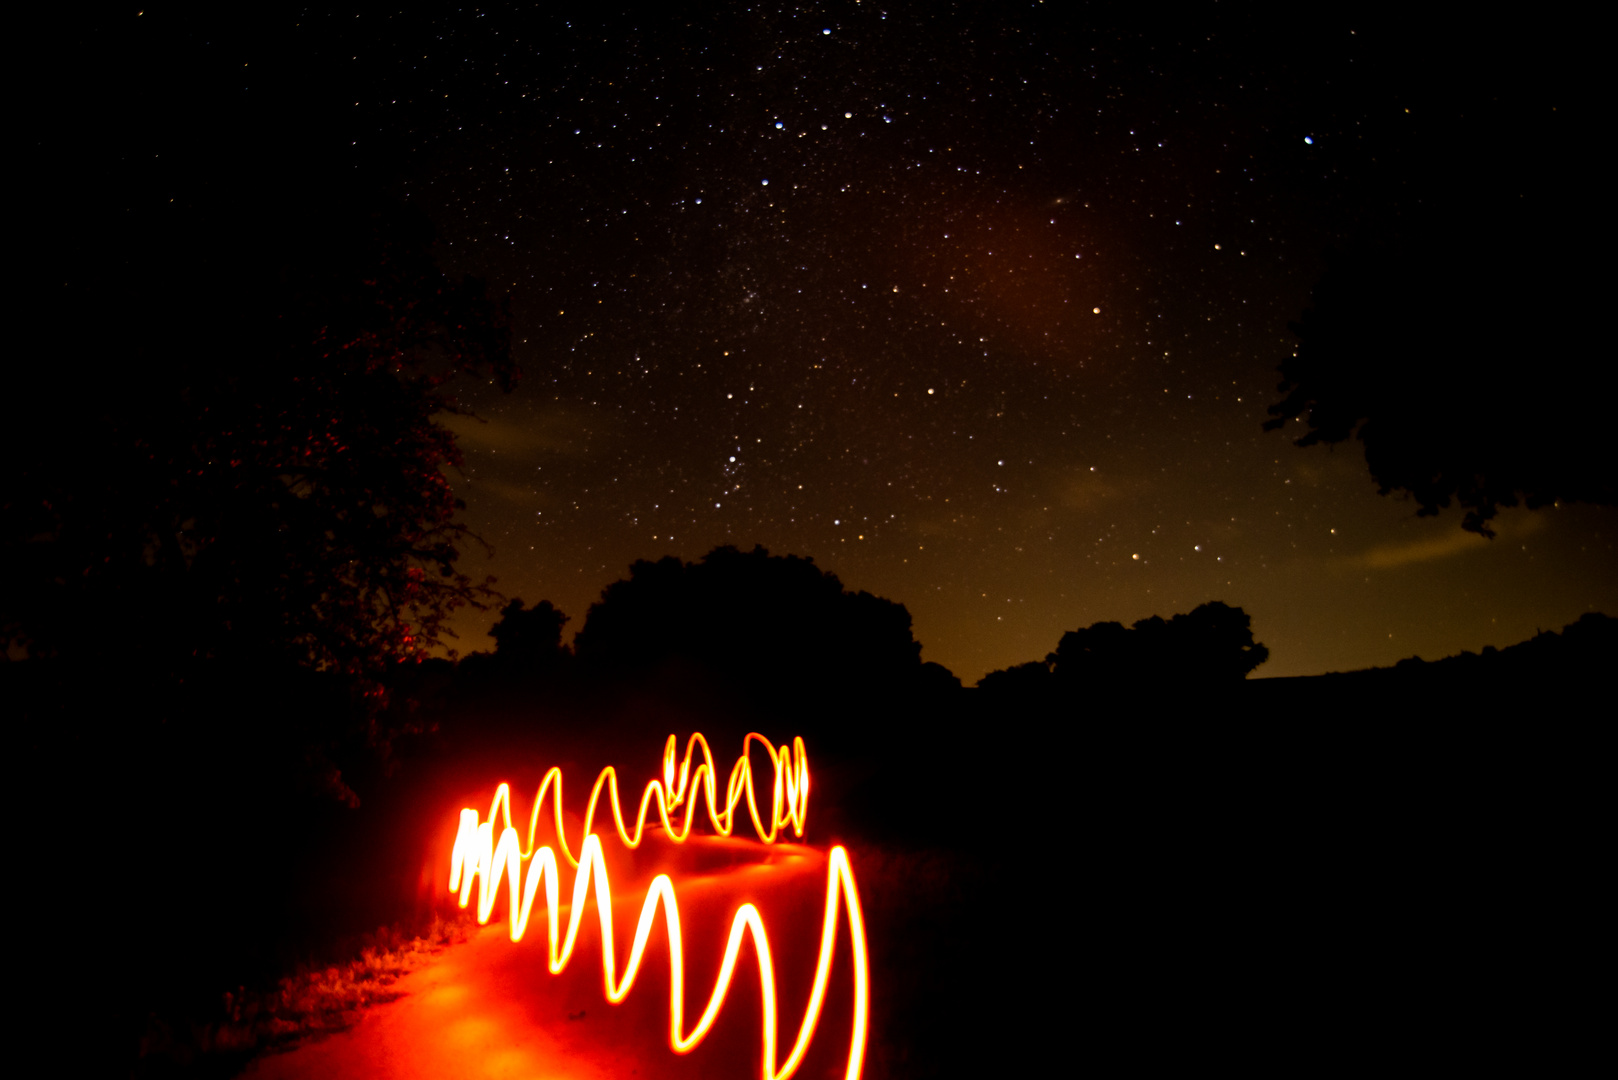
[241,837,863,1080]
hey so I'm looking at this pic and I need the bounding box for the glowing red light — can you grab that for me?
[448,732,868,1080]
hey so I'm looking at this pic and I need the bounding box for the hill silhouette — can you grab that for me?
[1245,611,1616,720]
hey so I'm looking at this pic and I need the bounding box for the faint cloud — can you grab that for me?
[1355,512,1545,570]
[1358,530,1487,569]
[468,478,549,507]
[437,403,596,456]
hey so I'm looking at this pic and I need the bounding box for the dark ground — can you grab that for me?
[11,637,1606,1078]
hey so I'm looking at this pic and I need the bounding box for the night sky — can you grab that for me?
[52,6,1616,681]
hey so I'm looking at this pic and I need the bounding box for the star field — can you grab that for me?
[61,5,1617,680]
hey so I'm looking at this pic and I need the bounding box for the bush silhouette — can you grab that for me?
[6,193,513,685]
[572,544,924,705]
[975,660,1055,697]
[1044,601,1269,689]
[488,598,570,667]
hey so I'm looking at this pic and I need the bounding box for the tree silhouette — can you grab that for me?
[1265,214,1612,537]
[572,544,925,702]
[975,660,1053,696]
[488,598,570,667]
[4,194,515,688]
[1045,601,1269,687]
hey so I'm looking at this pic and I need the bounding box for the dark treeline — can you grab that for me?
[1245,610,1618,719]
[435,544,958,746]
[9,127,519,1072]
[976,600,1270,704]
[8,503,1613,1076]
[424,589,1615,1078]
[405,544,967,851]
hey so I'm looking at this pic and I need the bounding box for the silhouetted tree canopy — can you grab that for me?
[4,194,515,688]
[975,660,1054,696]
[1266,106,1612,536]
[572,545,925,700]
[1375,611,1617,680]
[1046,601,1269,687]
[488,598,570,666]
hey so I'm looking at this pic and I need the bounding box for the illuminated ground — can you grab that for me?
[242,832,863,1080]
[213,711,1588,1079]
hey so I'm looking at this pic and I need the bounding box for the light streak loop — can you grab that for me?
[446,733,867,1080]
[484,732,809,869]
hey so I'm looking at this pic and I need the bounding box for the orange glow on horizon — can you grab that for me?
[447,733,868,1080]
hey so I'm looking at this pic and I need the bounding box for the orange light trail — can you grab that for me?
[447,733,868,1080]
[481,731,809,870]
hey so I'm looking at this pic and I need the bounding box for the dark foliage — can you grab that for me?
[978,600,1268,695]
[917,659,964,693]
[974,659,1054,696]
[5,196,514,688]
[453,599,573,699]
[1052,601,1268,685]
[1351,610,1615,683]
[1265,99,1613,536]
[6,184,517,1074]
[571,544,925,707]
[488,598,571,665]
[1234,612,1616,744]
